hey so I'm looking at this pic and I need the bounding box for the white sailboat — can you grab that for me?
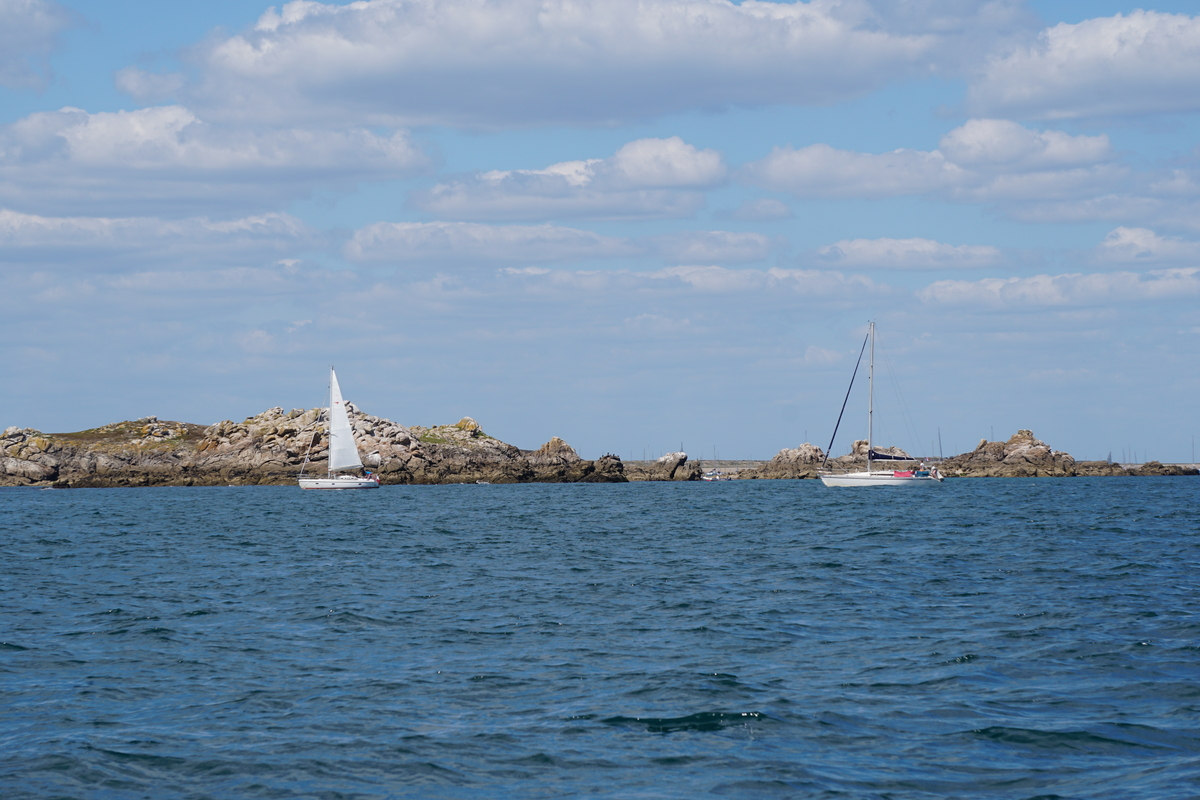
[298,367,380,489]
[819,322,942,487]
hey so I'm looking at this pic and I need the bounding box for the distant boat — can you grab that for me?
[819,322,942,487]
[298,367,380,490]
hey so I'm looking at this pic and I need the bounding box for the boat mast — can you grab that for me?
[867,321,874,474]
[326,366,334,479]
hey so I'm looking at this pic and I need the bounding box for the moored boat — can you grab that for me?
[818,322,941,487]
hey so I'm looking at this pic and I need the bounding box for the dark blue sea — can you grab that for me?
[3,479,1199,799]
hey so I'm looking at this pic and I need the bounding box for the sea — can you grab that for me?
[2,478,1198,799]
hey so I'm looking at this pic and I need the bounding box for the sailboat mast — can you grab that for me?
[326,366,334,479]
[867,321,874,474]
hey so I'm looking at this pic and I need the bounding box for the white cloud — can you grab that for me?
[1002,196,1200,232]
[919,268,1200,307]
[170,0,1010,127]
[969,11,1200,119]
[938,118,1111,171]
[649,230,776,265]
[346,220,789,267]
[0,208,315,268]
[501,264,886,298]
[1095,227,1200,264]
[602,137,726,188]
[114,68,188,102]
[744,143,963,199]
[743,119,1129,210]
[410,137,722,221]
[818,237,1002,269]
[0,106,427,215]
[0,0,72,89]
[345,221,637,265]
[951,163,1130,204]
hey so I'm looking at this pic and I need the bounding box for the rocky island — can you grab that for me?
[743,429,1197,479]
[3,416,1194,488]
[1,407,625,487]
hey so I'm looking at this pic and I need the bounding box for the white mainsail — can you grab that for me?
[327,368,363,472]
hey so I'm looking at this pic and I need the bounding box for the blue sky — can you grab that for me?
[3,0,1199,463]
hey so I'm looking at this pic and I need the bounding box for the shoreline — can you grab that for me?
[3,417,1198,488]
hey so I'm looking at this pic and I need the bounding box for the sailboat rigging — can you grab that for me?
[819,322,942,487]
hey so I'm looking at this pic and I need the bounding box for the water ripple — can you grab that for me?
[2,478,1199,798]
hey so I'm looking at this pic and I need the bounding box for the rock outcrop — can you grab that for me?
[624,452,703,481]
[938,430,1076,477]
[737,443,826,479]
[740,430,1198,480]
[1072,460,1130,477]
[740,439,921,480]
[1127,460,1198,476]
[936,430,1197,477]
[0,410,626,487]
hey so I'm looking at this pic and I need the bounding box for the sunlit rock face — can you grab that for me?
[939,429,1076,477]
[0,409,626,487]
[624,451,703,481]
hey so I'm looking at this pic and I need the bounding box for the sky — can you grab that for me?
[3,0,1199,463]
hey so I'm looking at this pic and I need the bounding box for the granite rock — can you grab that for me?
[737,442,826,480]
[939,430,1076,477]
[1128,460,1198,476]
[0,408,626,487]
[625,451,703,481]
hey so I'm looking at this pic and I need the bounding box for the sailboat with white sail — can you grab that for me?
[298,367,380,489]
[818,322,942,487]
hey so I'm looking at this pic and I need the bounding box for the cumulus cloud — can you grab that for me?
[743,118,1124,208]
[0,208,315,268]
[1094,227,1200,264]
[165,0,1018,127]
[648,230,777,265]
[345,221,637,265]
[0,105,428,215]
[919,268,1200,307]
[744,143,963,199]
[969,11,1200,119]
[501,264,886,298]
[346,219,790,267]
[604,137,726,188]
[0,0,73,89]
[817,237,1002,269]
[938,118,1111,171]
[410,137,723,221]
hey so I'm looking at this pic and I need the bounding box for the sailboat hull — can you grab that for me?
[819,471,941,487]
[299,475,380,490]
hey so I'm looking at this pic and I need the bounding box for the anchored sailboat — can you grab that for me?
[298,367,380,490]
[818,322,942,487]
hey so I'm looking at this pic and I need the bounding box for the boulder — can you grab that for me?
[1,457,57,483]
[526,437,582,467]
